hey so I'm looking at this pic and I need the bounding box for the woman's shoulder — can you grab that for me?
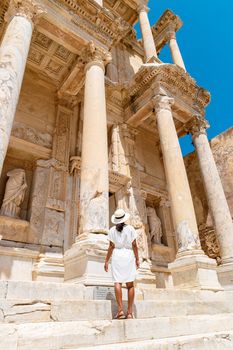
[109,226,116,234]
[125,224,135,231]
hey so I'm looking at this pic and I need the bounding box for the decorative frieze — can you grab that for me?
[125,65,210,111]
[49,0,131,49]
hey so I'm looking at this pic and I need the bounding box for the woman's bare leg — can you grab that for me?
[126,281,134,316]
[114,283,123,313]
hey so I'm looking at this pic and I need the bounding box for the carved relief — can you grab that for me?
[199,224,221,261]
[12,121,52,148]
[52,105,72,166]
[46,167,66,212]
[41,208,65,247]
[0,169,27,218]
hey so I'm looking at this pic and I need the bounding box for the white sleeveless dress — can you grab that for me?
[108,225,137,283]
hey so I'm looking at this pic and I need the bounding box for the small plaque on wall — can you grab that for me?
[93,286,115,300]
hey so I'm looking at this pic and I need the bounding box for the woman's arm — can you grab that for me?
[132,239,140,269]
[104,241,115,272]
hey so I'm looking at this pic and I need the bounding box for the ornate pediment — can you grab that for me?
[123,64,210,126]
[152,9,183,54]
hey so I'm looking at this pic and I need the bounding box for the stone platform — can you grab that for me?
[0,281,233,349]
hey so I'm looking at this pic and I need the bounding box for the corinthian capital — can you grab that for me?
[186,115,210,138]
[84,42,112,71]
[137,4,150,13]
[153,95,174,115]
[5,0,45,23]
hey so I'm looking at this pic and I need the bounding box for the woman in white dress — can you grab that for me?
[104,208,140,319]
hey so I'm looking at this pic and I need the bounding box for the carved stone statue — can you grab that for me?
[0,169,27,218]
[177,220,199,253]
[147,206,163,245]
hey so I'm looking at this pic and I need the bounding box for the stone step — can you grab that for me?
[1,298,233,324]
[0,299,112,324]
[1,297,233,324]
[0,281,84,301]
[2,314,233,350]
[134,300,233,318]
[66,331,233,350]
[2,280,233,304]
[142,288,233,302]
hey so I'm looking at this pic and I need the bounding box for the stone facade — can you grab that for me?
[0,0,231,291]
[1,1,233,349]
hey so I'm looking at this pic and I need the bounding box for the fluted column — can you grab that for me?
[79,46,111,236]
[167,30,186,71]
[0,0,44,175]
[154,95,222,291]
[189,116,233,264]
[138,5,157,62]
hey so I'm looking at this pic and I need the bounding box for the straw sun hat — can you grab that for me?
[111,208,130,225]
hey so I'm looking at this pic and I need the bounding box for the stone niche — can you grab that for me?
[0,155,33,243]
[145,196,176,269]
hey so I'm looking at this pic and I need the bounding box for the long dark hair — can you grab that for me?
[116,222,125,232]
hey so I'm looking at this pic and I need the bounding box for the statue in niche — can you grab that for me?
[0,169,27,219]
[147,206,163,245]
[177,220,200,253]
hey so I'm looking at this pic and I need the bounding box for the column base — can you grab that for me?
[32,252,64,283]
[64,233,112,286]
[169,251,223,291]
[135,260,156,299]
[217,262,233,290]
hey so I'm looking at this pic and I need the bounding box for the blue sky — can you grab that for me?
[135,0,233,155]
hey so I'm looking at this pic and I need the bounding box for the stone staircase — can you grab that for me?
[1,281,233,350]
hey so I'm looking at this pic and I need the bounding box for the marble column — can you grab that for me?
[138,5,157,62]
[167,30,186,71]
[64,46,113,285]
[0,0,44,176]
[189,116,233,265]
[79,52,109,236]
[155,95,201,252]
[154,95,222,290]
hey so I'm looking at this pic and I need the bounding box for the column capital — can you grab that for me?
[5,0,45,24]
[137,4,150,13]
[153,95,174,115]
[186,115,210,138]
[84,42,112,72]
[166,30,176,41]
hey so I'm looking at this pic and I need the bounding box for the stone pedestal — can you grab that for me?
[154,95,222,291]
[168,31,186,71]
[64,234,112,285]
[138,5,157,62]
[0,0,44,176]
[169,251,223,291]
[189,116,233,289]
[217,263,233,290]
